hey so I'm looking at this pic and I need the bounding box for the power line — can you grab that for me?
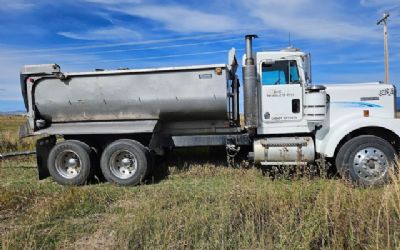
[4,27,272,54]
[64,44,277,66]
[6,38,243,59]
[7,32,245,54]
[69,49,232,65]
[385,4,400,13]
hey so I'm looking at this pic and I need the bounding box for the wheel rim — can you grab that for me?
[109,150,138,179]
[55,150,82,179]
[352,147,389,181]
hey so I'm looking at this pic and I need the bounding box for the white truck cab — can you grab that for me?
[242,39,400,185]
[255,49,314,134]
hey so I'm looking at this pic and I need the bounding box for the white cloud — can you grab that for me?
[316,71,385,84]
[84,0,381,40]
[360,0,399,7]
[108,4,239,33]
[0,0,35,11]
[359,0,400,21]
[84,0,141,4]
[241,0,379,40]
[58,26,142,41]
[0,47,102,101]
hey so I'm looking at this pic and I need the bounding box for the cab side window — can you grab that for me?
[261,60,300,85]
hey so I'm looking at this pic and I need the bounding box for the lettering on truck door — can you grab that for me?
[260,60,303,123]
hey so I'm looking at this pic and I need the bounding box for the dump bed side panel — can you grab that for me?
[33,66,229,123]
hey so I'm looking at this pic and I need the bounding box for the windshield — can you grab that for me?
[261,60,300,85]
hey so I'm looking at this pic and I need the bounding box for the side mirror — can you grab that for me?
[228,48,238,77]
[305,53,312,83]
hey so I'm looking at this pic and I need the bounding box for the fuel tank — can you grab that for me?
[253,137,315,165]
[32,64,233,123]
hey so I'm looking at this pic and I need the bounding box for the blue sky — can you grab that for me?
[0,0,399,112]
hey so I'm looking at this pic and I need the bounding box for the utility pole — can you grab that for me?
[377,12,390,84]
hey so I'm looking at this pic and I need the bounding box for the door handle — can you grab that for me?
[292,99,300,113]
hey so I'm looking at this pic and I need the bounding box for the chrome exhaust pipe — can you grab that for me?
[243,35,258,130]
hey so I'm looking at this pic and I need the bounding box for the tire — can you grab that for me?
[48,140,92,185]
[335,135,396,186]
[122,139,153,178]
[100,139,148,186]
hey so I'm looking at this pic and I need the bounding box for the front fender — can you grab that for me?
[316,116,400,157]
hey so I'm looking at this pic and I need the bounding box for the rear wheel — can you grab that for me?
[48,140,92,185]
[100,139,148,186]
[335,135,396,186]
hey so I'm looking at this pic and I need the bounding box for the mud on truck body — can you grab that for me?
[19,35,400,186]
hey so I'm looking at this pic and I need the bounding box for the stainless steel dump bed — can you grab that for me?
[20,49,239,136]
[34,64,231,122]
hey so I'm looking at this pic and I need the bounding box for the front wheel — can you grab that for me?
[335,135,396,186]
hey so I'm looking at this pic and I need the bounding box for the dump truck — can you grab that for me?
[19,35,400,186]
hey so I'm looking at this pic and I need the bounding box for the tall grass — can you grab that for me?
[0,116,35,153]
[0,131,35,153]
[1,116,400,249]
[1,161,400,249]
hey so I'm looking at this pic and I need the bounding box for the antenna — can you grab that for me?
[377,12,390,84]
[288,32,292,48]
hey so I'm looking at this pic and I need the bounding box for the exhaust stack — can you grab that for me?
[243,34,258,130]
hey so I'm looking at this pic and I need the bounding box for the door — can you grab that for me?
[260,60,303,123]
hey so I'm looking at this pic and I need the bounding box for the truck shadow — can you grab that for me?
[148,147,228,184]
[148,147,339,184]
[89,147,338,185]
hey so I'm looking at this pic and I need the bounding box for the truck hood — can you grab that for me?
[321,82,396,118]
[323,82,394,102]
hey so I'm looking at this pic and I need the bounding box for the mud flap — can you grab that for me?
[19,120,33,138]
[36,136,56,180]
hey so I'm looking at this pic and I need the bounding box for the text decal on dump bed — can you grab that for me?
[199,74,212,79]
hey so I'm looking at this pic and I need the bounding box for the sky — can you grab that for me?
[0,0,399,112]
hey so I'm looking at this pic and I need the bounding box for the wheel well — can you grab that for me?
[334,126,400,158]
[63,134,152,152]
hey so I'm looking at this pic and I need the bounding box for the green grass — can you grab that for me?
[1,116,400,249]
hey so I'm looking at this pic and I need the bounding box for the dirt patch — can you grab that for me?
[69,228,117,250]
[65,213,119,250]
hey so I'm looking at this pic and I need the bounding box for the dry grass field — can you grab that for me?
[1,116,400,249]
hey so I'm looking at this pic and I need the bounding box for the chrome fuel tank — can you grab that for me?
[253,137,315,165]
